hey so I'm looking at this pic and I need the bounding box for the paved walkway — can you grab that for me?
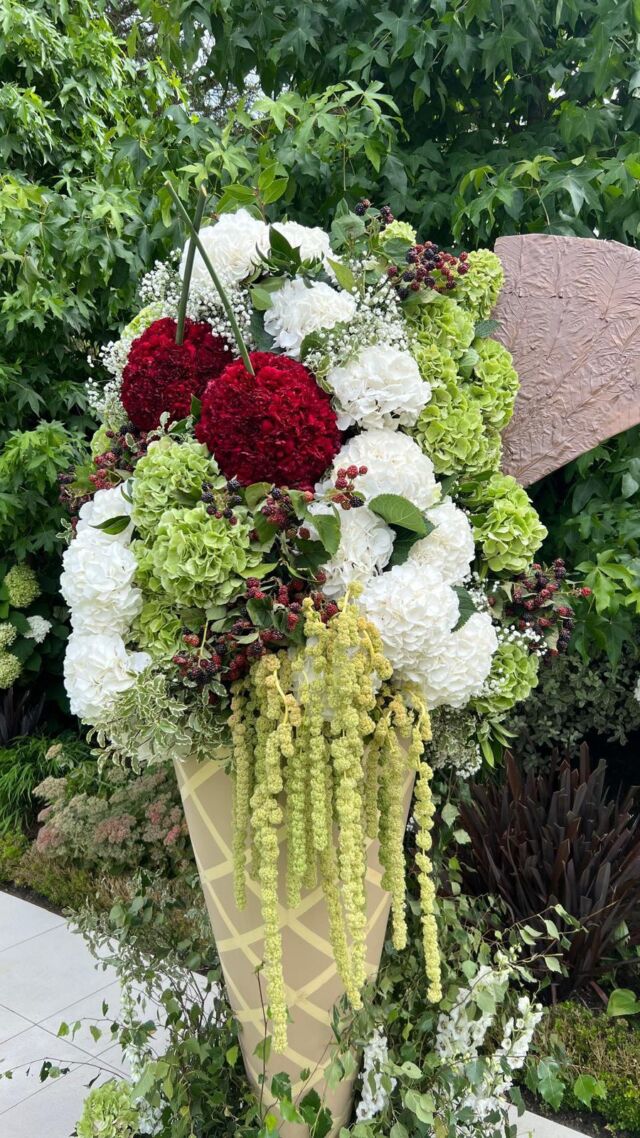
[0,891,587,1137]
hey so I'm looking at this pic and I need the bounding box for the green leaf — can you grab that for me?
[326,258,356,292]
[607,988,640,1017]
[246,597,272,627]
[251,285,276,311]
[474,318,500,338]
[225,1045,239,1066]
[388,526,424,566]
[312,509,341,557]
[453,587,477,631]
[245,482,271,510]
[369,493,428,535]
[190,394,202,419]
[91,515,130,535]
[573,1074,607,1108]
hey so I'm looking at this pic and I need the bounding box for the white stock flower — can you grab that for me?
[356,1028,396,1122]
[327,344,430,430]
[181,209,269,292]
[408,498,475,585]
[323,428,440,510]
[271,220,335,270]
[310,505,394,598]
[421,612,498,709]
[359,563,460,686]
[24,616,52,644]
[77,485,133,545]
[64,632,150,724]
[60,530,142,635]
[263,277,357,358]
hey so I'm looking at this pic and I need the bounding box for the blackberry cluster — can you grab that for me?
[387,243,469,301]
[58,423,150,519]
[200,477,243,527]
[494,559,589,657]
[354,199,394,226]
[328,465,367,510]
[171,578,339,693]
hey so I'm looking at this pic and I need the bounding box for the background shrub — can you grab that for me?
[531,1002,640,1133]
[458,750,640,995]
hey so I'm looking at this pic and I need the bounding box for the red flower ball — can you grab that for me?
[195,351,342,489]
[121,318,232,431]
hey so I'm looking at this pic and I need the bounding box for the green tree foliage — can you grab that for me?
[129,0,640,245]
[533,426,640,663]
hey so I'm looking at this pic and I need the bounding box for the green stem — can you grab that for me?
[165,178,255,375]
[175,185,207,345]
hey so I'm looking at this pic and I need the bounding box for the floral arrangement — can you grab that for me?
[59,193,580,1052]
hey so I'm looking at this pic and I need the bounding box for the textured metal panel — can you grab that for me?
[495,233,640,486]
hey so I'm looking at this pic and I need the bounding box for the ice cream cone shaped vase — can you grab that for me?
[174,754,415,1136]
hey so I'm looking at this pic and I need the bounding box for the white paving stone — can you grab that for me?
[0,1022,121,1114]
[0,1007,33,1047]
[0,1060,122,1137]
[0,893,63,952]
[0,922,116,1022]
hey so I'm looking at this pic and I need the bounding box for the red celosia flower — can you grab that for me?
[195,351,342,488]
[121,317,232,431]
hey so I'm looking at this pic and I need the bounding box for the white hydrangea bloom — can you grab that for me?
[271,219,335,271]
[24,616,52,644]
[323,428,440,511]
[310,505,394,598]
[327,344,430,430]
[76,485,134,545]
[359,563,460,686]
[408,498,475,585]
[420,613,498,709]
[356,1028,396,1122]
[181,209,269,293]
[60,530,142,636]
[263,277,357,358]
[64,632,150,724]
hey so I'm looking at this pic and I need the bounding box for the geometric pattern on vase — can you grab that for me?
[495,232,640,486]
[175,754,415,1136]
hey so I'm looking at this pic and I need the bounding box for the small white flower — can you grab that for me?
[24,616,51,644]
[408,498,475,585]
[60,530,142,636]
[327,344,430,430]
[634,676,640,704]
[310,505,394,598]
[263,277,357,358]
[64,632,150,724]
[181,209,269,293]
[76,485,133,545]
[322,428,440,511]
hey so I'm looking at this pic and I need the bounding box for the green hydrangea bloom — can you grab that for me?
[0,653,22,689]
[472,638,540,717]
[123,302,162,343]
[455,248,504,321]
[463,473,547,574]
[4,564,40,608]
[133,597,185,661]
[144,502,261,608]
[468,339,519,431]
[412,374,501,476]
[131,437,220,538]
[0,623,17,651]
[379,219,417,246]
[76,1079,139,1138]
[411,295,475,359]
[89,425,112,458]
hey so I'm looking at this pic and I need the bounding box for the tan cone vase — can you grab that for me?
[174,754,415,1136]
